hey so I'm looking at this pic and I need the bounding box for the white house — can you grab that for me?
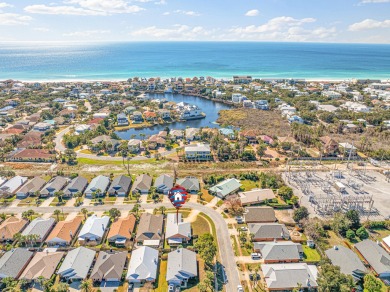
[184,143,211,160]
[78,215,110,244]
[126,246,159,284]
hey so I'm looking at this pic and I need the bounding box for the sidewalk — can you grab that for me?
[40,197,55,207]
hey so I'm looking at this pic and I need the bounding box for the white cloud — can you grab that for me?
[348,19,390,31]
[164,9,200,16]
[360,0,390,3]
[63,29,111,37]
[154,0,167,5]
[245,9,259,17]
[34,27,50,32]
[0,13,32,25]
[130,24,215,40]
[25,0,144,16]
[0,2,13,9]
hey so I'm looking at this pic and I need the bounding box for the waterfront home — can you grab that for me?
[154,174,174,194]
[85,175,110,198]
[144,111,157,122]
[243,100,254,108]
[254,100,269,110]
[20,250,64,282]
[288,115,305,124]
[219,128,235,139]
[57,247,96,281]
[0,217,28,242]
[254,241,303,263]
[244,207,276,223]
[262,263,318,291]
[78,215,110,245]
[354,239,390,279]
[8,149,56,163]
[319,136,339,156]
[325,245,367,280]
[157,109,171,119]
[107,214,136,246]
[40,176,68,198]
[128,139,141,153]
[238,189,276,206]
[63,176,88,198]
[232,93,245,103]
[166,213,191,245]
[117,113,129,126]
[46,216,83,246]
[136,213,164,246]
[148,134,166,149]
[248,223,290,242]
[184,143,211,161]
[108,175,132,197]
[170,129,184,140]
[132,111,143,123]
[0,248,34,280]
[0,175,27,198]
[131,174,152,194]
[126,246,159,284]
[90,251,127,282]
[167,248,197,287]
[233,76,252,84]
[16,177,46,199]
[185,127,200,141]
[33,122,51,132]
[209,178,242,199]
[240,130,259,144]
[176,176,200,193]
[21,217,56,243]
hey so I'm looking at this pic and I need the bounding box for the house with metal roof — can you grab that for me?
[0,248,34,279]
[40,176,69,198]
[126,246,159,284]
[20,250,64,281]
[248,223,290,242]
[0,175,27,198]
[78,215,110,244]
[154,174,174,194]
[244,206,276,223]
[108,175,132,197]
[21,217,56,243]
[46,216,83,246]
[209,178,242,198]
[107,214,136,246]
[131,174,152,195]
[176,177,200,193]
[90,251,127,282]
[254,241,303,263]
[262,263,318,291]
[325,245,367,280]
[166,213,191,246]
[15,177,46,199]
[85,175,110,198]
[63,176,88,198]
[166,248,197,287]
[0,217,29,242]
[135,213,164,246]
[57,247,96,281]
[355,239,390,279]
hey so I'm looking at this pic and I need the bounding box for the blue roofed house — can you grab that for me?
[209,178,242,199]
[78,215,110,245]
[84,175,110,198]
[166,248,198,288]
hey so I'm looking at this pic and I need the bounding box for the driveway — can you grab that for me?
[54,126,72,153]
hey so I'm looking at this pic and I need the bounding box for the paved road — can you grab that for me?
[54,126,72,153]
[0,201,240,291]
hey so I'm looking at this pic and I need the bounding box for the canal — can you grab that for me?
[115,93,232,140]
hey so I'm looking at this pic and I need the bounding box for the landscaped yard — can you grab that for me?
[192,214,211,236]
[369,228,390,241]
[240,179,259,191]
[199,189,214,202]
[302,245,321,262]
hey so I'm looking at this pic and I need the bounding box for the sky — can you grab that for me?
[0,0,389,43]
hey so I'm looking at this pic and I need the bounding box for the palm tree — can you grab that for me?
[132,203,141,217]
[54,190,64,204]
[79,279,93,292]
[159,206,167,215]
[53,209,61,222]
[56,282,69,292]
[81,208,89,220]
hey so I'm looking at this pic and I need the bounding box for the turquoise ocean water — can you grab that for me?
[0,42,389,81]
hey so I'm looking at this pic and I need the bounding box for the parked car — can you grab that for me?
[251,253,261,260]
[237,285,244,292]
[128,283,134,292]
[240,226,248,231]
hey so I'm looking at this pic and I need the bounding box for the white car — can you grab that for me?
[237,285,244,292]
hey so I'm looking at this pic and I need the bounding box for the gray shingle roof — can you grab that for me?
[131,174,152,193]
[166,248,197,284]
[249,223,290,240]
[244,206,276,223]
[325,245,367,279]
[57,247,96,280]
[40,176,68,196]
[21,217,56,241]
[63,176,88,196]
[176,177,199,192]
[126,246,158,282]
[85,175,110,195]
[355,239,390,276]
[254,241,302,262]
[16,177,46,195]
[0,248,33,279]
[90,251,127,282]
[136,213,164,242]
[154,174,174,190]
[108,175,132,195]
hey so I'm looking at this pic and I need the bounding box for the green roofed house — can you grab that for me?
[209,178,242,199]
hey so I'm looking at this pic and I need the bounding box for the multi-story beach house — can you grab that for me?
[184,143,211,161]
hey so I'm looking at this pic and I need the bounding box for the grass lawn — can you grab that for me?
[325,231,346,248]
[18,197,42,207]
[302,245,321,262]
[240,180,259,191]
[51,213,69,222]
[369,228,390,241]
[192,214,211,236]
[231,235,240,256]
[199,189,214,203]
[77,157,159,166]
[49,197,68,206]
[104,197,117,204]
[154,260,168,292]
[79,149,93,154]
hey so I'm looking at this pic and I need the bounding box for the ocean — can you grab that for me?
[0,42,389,81]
